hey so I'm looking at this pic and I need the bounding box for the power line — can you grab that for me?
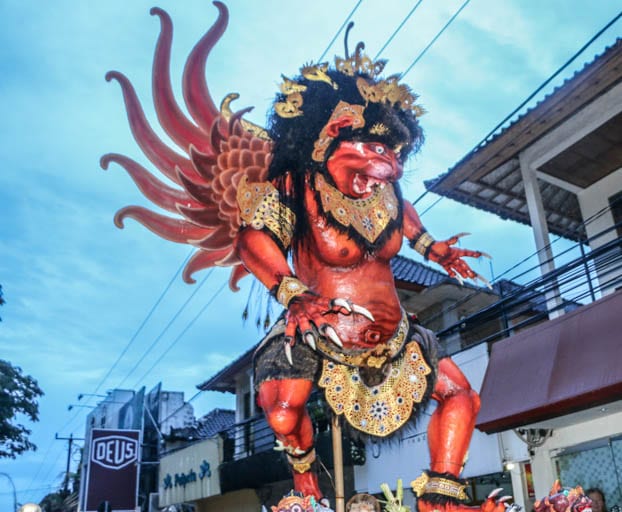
[374,0,424,60]
[415,7,622,212]
[317,0,364,62]
[401,0,471,79]
[115,269,214,389]
[472,8,622,150]
[91,249,193,395]
[132,280,228,388]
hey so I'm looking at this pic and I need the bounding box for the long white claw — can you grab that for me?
[293,446,306,455]
[475,273,492,290]
[455,232,471,239]
[274,440,286,451]
[332,298,352,312]
[284,342,293,366]
[323,325,344,348]
[351,303,375,321]
[488,488,504,499]
[304,332,317,351]
[454,273,465,286]
[479,251,493,260]
[499,496,513,503]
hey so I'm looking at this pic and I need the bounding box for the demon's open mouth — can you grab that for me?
[352,173,388,196]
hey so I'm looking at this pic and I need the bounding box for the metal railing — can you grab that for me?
[436,225,622,353]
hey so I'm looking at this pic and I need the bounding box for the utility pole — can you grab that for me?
[55,433,84,496]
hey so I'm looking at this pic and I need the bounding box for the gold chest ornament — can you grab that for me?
[315,174,399,244]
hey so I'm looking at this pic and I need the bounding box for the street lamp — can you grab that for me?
[0,472,17,512]
[68,404,96,411]
[77,393,107,401]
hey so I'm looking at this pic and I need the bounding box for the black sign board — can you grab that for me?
[84,429,141,512]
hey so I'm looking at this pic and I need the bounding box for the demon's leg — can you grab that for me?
[416,358,509,512]
[428,357,480,476]
[257,378,321,499]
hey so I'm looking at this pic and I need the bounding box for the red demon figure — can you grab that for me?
[104,3,506,511]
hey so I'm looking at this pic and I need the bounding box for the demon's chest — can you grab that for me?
[304,175,403,266]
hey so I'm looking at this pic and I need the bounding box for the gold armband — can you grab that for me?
[237,176,295,248]
[410,230,435,259]
[276,276,309,308]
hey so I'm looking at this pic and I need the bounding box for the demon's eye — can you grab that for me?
[373,144,385,154]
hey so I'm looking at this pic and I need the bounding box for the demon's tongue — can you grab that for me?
[352,173,385,196]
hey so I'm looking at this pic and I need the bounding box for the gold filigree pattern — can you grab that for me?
[280,75,308,95]
[369,123,389,136]
[314,173,398,243]
[237,176,295,248]
[276,276,309,308]
[356,77,425,117]
[301,62,338,89]
[411,472,469,501]
[319,340,432,437]
[335,44,387,78]
[412,231,435,257]
[275,91,304,118]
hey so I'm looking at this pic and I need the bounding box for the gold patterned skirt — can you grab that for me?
[254,311,440,437]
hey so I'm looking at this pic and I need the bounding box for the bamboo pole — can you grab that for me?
[331,415,345,512]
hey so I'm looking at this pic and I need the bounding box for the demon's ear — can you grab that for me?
[325,115,358,137]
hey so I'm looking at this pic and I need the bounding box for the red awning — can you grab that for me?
[476,289,622,433]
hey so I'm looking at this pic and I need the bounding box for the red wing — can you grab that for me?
[102,4,272,289]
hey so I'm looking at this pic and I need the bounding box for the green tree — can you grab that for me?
[0,359,44,458]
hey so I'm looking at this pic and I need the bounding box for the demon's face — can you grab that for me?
[326,140,403,198]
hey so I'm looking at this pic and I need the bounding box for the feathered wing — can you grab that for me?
[101,3,272,290]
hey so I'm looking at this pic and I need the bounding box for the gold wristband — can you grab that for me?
[412,231,435,257]
[276,276,309,307]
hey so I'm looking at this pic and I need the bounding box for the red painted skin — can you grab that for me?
[237,134,499,509]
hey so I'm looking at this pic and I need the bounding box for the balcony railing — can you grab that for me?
[435,225,622,353]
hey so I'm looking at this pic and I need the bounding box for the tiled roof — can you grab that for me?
[167,408,235,441]
[391,254,451,287]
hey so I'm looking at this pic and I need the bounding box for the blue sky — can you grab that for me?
[0,0,620,508]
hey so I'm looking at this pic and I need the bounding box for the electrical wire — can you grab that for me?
[420,8,622,210]
[131,280,228,388]
[317,0,364,62]
[400,0,471,79]
[374,0,424,60]
[91,249,193,396]
[114,269,214,389]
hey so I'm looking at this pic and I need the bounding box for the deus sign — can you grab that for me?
[91,434,138,470]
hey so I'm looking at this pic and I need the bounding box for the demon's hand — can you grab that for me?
[427,233,491,288]
[278,283,373,363]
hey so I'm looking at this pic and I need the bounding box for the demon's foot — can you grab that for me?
[414,473,517,512]
[292,470,322,501]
